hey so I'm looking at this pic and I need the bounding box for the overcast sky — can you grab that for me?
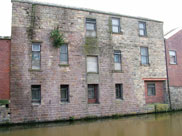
[0,0,182,36]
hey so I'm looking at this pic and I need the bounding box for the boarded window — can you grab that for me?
[169,50,177,64]
[31,85,41,103]
[139,21,147,36]
[86,18,96,37]
[112,18,120,33]
[115,84,123,99]
[87,56,98,73]
[147,83,156,96]
[32,43,41,69]
[88,84,98,104]
[140,47,149,65]
[114,50,121,70]
[60,85,69,102]
[60,44,68,64]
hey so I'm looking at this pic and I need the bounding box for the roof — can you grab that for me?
[164,27,182,39]
[0,36,11,40]
[11,0,163,23]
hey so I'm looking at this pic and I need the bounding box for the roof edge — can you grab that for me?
[0,36,11,40]
[11,0,163,23]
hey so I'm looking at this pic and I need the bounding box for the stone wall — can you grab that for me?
[10,0,167,123]
[0,105,10,124]
[170,87,182,110]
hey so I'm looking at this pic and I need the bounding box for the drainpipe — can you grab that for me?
[164,39,172,110]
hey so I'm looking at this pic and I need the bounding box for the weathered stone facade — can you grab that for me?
[0,105,10,124]
[10,0,167,123]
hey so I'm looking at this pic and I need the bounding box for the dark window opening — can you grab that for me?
[115,84,123,99]
[31,85,41,103]
[88,84,98,104]
[61,85,69,102]
[147,83,156,96]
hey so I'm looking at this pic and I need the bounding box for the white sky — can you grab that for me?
[0,0,182,36]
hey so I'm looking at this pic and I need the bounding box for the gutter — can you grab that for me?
[164,39,172,110]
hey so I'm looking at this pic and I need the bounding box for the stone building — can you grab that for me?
[0,37,10,100]
[11,0,168,123]
[165,28,182,110]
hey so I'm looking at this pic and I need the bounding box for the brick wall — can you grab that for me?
[0,39,10,100]
[10,1,167,123]
[165,30,182,109]
[145,81,165,104]
[165,30,182,87]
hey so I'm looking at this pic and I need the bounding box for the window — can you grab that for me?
[115,84,123,99]
[112,18,120,33]
[86,18,96,37]
[60,44,68,64]
[140,47,149,65]
[88,84,98,104]
[114,50,121,70]
[31,85,41,103]
[87,56,98,73]
[169,51,177,64]
[60,85,69,102]
[139,21,147,36]
[32,43,41,69]
[147,83,156,96]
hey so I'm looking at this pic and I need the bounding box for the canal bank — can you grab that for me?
[1,111,182,136]
[0,103,171,126]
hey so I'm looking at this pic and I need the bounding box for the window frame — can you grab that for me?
[60,44,69,65]
[111,17,121,33]
[115,84,123,99]
[60,85,69,102]
[140,47,149,65]
[86,55,99,74]
[147,83,156,96]
[88,84,99,104]
[169,50,177,65]
[138,21,147,36]
[114,50,122,71]
[86,18,97,37]
[31,85,41,104]
[31,43,41,70]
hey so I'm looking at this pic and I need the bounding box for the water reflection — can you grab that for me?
[1,112,182,136]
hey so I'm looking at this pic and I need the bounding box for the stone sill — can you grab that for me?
[31,103,41,106]
[58,64,69,67]
[169,63,177,65]
[87,72,99,74]
[28,69,42,72]
[60,102,70,105]
[140,63,150,67]
[139,35,148,38]
[111,31,123,35]
[112,70,123,73]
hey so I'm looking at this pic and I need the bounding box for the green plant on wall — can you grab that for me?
[83,37,98,54]
[50,27,65,48]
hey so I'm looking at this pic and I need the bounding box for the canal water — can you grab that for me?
[1,112,182,136]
